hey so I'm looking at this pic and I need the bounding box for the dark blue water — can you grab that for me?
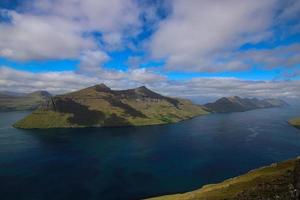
[1,106,300,200]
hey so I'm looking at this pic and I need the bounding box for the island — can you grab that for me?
[148,157,300,200]
[204,96,288,113]
[289,118,300,129]
[13,84,208,129]
[0,91,51,111]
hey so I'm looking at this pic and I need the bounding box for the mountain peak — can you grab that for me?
[135,86,155,94]
[217,96,238,103]
[137,85,148,91]
[29,90,51,97]
[93,83,111,92]
[227,96,240,99]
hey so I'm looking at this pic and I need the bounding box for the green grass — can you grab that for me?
[14,98,209,129]
[14,103,208,129]
[0,92,49,111]
[13,111,73,129]
[147,158,300,200]
[0,98,42,111]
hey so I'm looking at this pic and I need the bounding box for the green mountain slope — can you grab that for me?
[148,157,300,200]
[205,96,288,113]
[14,84,208,129]
[289,118,300,129]
[0,91,51,111]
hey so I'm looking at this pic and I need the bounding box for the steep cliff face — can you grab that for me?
[148,158,300,200]
[204,96,288,113]
[13,84,208,129]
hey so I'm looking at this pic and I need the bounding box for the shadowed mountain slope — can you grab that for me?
[14,84,208,129]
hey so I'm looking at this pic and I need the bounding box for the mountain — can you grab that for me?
[204,96,288,113]
[0,91,26,97]
[148,157,300,200]
[289,118,300,129]
[13,84,208,129]
[0,91,51,111]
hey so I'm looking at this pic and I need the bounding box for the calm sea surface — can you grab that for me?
[1,106,300,200]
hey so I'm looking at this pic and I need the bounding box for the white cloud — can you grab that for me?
[238,44,300,69]
[0,11,95,60]
[33,0,141,34]
[1,66,299,104]
[0,66,99,93]
[78,50,110,73]
[277,0,300,22]
[215,44,300,72]
[149,0,277,72]
[1,0,299,74]
[129,68,166,83]
[0,0,141,60]
[0,66,166,93]
[76,51,166,84]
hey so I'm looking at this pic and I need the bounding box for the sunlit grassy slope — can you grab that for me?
[148,157,300,200]
[14,84,208,129]
[13,111,72,128]
[289,118,300,129]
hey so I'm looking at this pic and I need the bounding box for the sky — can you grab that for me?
[0,0,300,103]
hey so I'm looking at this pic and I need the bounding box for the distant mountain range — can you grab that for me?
[13,84,208,129]
[148,157,300,200]
[0,91,51,111]
[204,96,288,113]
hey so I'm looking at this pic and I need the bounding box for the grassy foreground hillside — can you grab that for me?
[148,157,300,200]
[289,118,300,129]
[14,84,208,129]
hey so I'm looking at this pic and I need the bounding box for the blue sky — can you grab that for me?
[0,0,300,101]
